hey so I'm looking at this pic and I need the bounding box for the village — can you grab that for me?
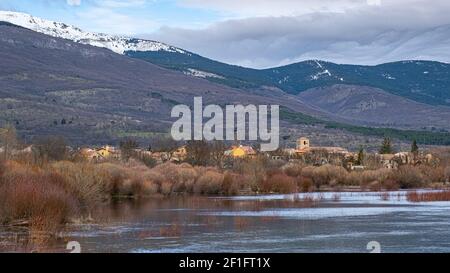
[37,136,435,171]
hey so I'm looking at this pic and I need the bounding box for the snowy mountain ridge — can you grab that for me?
[0,10,187,55]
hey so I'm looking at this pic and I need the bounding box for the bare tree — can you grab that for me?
[32,136,69,163]
[149,137,180,161]
[186,140,212,166]
[210,141,227,168]
[120,138,139,161]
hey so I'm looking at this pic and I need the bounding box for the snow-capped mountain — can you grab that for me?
[0,10,187,55]
[2,11,450,108]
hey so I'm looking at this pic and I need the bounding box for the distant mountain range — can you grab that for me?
[128,51,450,107]
[2,11,449,107]
[1,11,450,147]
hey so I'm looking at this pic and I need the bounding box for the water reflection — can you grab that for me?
[1,191,450,253]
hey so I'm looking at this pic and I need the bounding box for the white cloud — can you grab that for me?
[64,0,157,35]
[95,0,146,8]
[367,0,382,6]
[67,0,81,6]
[77,7,157,35]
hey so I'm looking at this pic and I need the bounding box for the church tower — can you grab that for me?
[297,137,310,150]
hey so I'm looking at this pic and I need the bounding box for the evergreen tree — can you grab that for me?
[356,146,365,165]
[411,139,419,154]
[379,137,393,154]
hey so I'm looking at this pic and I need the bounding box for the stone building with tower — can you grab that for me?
[285,137,352,166]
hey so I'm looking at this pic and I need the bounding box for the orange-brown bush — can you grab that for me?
[266,167,283,177]
[193,171,224,195]
[445,166,450,182]
[305,165,347,189]
[382,179,400,191]
[172,164,198,193]
[407,191,450,202]
[367,181,382,191]
[0,167,78,232]
[222,172,250,195]
[260,173,297,194]
[391,165,425,189]
[50,161,110,208]
[298,176,314,192]
[416,165,445,184]
[283,163,304,177]
[233,157,267,190]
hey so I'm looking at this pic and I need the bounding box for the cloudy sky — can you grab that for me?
[1,0,450,68]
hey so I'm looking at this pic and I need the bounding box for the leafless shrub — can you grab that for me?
[283,163,303,177]
[298,176,314,192]
[51,161,109,208]
[0,167,78,232]
[311,165,347,189]
[193,171,224,195]
[260,173,297,194]
[222,171,249,195]
[391,165,425,189]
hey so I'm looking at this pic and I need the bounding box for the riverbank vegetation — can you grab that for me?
[1,130,450,239]
[406,190,450,202]
[1,150,450,232]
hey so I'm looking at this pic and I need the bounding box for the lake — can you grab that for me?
[1,191,450,253]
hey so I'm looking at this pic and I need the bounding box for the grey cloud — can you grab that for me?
[179,0,376,17]
[148,1,450,68]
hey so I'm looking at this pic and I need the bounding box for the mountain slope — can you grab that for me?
[129,52,450,107]
[2,11,449,107]
[298,84,450,130]
[2,13,450,147]
[270,60,450,106]
[0,22,347,145]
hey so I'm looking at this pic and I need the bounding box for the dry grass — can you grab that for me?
[406,191,450,202]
